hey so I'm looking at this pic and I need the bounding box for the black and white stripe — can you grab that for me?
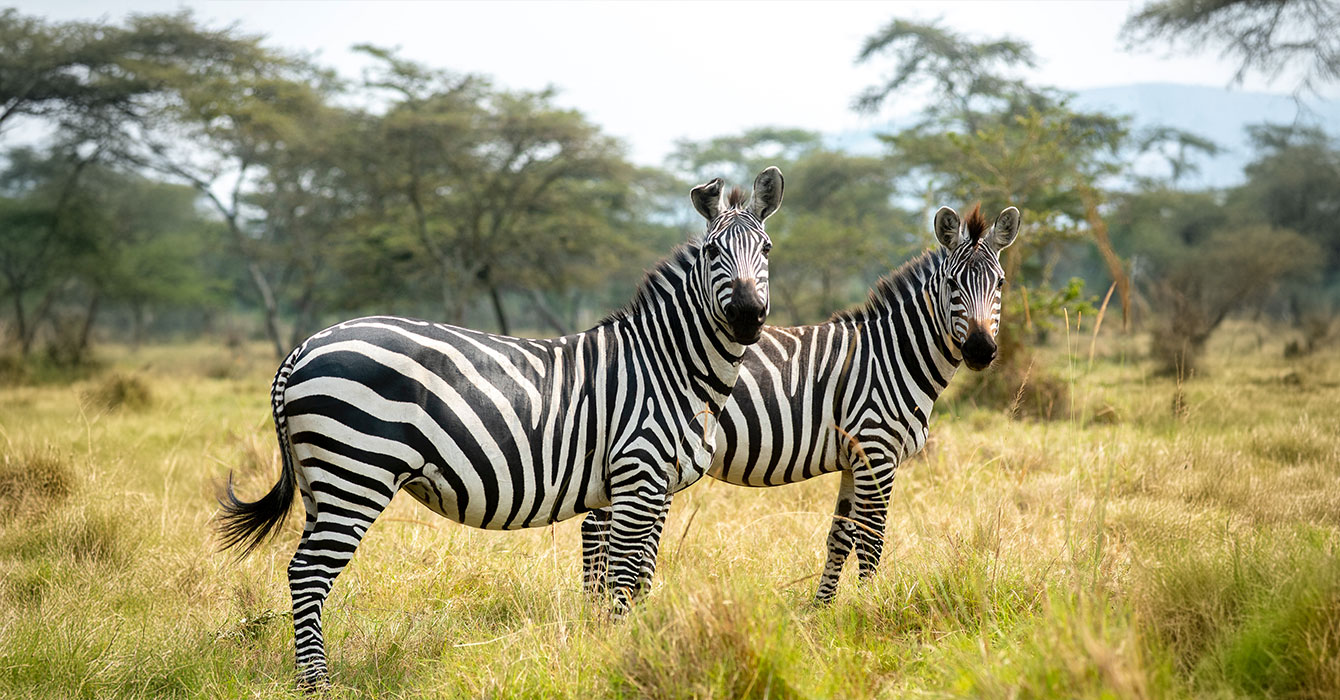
[216,168,784,686]
[582,204,1021,603]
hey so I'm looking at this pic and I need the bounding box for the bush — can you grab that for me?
[958,353,1070,420]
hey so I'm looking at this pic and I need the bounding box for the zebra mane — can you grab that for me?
[726,186,747,207]
[597,242,700,326]
[963,202,988,243]
[829,247,945,323]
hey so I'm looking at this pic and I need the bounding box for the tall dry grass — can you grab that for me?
[0,328,1335,698]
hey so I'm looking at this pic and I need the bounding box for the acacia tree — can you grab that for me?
[358,48,633,335]
[91,12,335,359]
[855,19,1144,414]
[1123,0,1340,98]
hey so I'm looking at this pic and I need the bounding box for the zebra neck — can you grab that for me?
[858,268,960,403]
[622,260,745,414]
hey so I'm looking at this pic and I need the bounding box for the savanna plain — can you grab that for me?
[1,322,1338,699]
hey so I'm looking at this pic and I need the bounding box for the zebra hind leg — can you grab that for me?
[286,458,396,688]
[580,509,611,596]
[815,469,857,605]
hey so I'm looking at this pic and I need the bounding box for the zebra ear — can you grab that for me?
[991,206,1021,252]
[748,166,784,221]
[933,206,961,250]
[691,177,725,222]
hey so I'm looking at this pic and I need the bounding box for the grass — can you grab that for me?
[0,323,1336,698]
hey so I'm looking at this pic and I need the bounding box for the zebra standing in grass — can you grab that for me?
[583,203,1020,603]
[216,168,784,686]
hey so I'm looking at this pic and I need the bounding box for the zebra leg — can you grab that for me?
[604,474,669,619]
[634,494,672,599]
[580,508,611,596]
[851,458,897,580]
[286,457,396,687]
[815,469,857,604]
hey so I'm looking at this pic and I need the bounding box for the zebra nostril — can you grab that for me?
[724,304,740,322]
[754,308,766,324]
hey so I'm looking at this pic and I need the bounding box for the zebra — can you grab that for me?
[582,203,1020,603]
[215,167,784,686]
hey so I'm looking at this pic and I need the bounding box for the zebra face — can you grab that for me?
[933,204,1022,371]
[691,167,784,345]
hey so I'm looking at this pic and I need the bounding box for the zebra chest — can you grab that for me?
[621,396,719,493]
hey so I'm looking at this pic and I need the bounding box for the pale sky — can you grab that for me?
[19,0,1314,165]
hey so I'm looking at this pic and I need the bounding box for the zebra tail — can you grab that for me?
[216,349,301,556]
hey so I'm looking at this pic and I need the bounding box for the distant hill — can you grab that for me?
[1074,83,1340,189]
[828,83,1340,190]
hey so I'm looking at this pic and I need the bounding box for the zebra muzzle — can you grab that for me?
[724,279,766,343]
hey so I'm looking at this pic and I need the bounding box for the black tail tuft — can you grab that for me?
[216,463,295,557]
[218,346,302,557]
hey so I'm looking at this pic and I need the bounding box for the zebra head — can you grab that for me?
[932,203,1022,371]
[690,167,783,345]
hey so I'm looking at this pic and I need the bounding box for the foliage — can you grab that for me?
[666,127,823,186]
[853,18,1038,127]
[1110,187,1321,374]
[860,20,1126,408]
[664,131,914,325]
[0,146,223,362]
[1122,0,1340,97]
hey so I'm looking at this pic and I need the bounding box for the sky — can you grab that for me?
[18,0,1319,166]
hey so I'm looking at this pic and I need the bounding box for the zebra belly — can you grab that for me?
[709,422,843,487]
[400,466,607,530]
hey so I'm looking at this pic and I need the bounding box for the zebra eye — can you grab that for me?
[997,278,1005,289]
[704,241,720,258]
[761,243,772,257]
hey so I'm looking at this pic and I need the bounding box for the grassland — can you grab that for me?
[1,322,1337,699]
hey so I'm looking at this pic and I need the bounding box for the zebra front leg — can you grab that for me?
[605,476,669,619]
[851,458,897,581]
[286,458,395,688]
[634,494,672,599]
[815,469,856,604]
[580,508,611,596]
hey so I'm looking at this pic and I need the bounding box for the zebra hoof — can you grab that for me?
[296,670,331,693]
[811,593,837,607]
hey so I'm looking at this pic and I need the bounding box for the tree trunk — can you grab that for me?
[11,293,28,357]
[131,303,147,351]
[488,284,510,336]
[1079,183,1132,330]
[20,285,63,358]
[243,258,286,359]
[289,286,317,350]
[76,291,101,358]
[528,289,570,336]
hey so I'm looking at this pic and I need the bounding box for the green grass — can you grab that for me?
[0,324,1337,698]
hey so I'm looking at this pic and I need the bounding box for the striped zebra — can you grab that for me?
[216,168,784,686]
[582,203,1020,603]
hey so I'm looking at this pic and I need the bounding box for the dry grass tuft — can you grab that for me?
[616,585,805,700]
[84,372,153,411]
[0,446,77,516]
